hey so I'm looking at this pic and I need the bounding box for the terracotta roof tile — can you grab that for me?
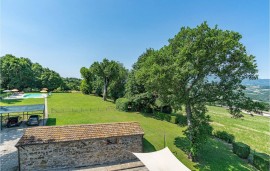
[16,122,144,146]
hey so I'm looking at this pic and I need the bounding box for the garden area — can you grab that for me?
[1,93,269,170]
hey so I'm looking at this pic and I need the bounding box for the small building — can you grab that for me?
[15,122,144,170]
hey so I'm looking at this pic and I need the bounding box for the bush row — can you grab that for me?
[232,142,250,159]
[214,131,269,171]
[253,152,270,171]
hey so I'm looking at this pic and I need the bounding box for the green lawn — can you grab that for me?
[208,106,270,155]
[2,93,268,170]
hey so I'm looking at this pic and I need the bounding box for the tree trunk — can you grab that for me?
[185,102,193,160]
[103,78,108,101]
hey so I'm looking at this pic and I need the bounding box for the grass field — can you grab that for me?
[208,106,270,155]
[1,93,269,170]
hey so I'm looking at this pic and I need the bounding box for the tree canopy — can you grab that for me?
[0,54,80,91]
[80,59,127,101]
[132,22,258,159]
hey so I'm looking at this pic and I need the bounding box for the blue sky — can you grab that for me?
[1,0,269,78]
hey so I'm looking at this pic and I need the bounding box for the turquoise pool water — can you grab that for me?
[23,93,45,99]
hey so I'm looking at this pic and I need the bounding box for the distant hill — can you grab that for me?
[242,79,270,103]
[242,79,270,88]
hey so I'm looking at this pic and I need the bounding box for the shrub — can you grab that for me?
[232,142,250,159]
[164,114,171,122]
[161,105,172,114]
[153,112,164,120]
[116,98,130,111]
[214,131,235,143]
[143,106,153,113]
[170,116,177,124]
[253,152,270,171]
[131,93,155,112]
[176,114,187,126]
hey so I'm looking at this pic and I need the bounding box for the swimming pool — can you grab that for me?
[23,93,46,99]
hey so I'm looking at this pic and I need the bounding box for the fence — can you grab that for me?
[49,106,115,114]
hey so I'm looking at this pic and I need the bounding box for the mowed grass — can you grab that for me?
[208,106,270,155]
[1,93,265,170]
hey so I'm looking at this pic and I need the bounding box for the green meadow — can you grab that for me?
[1,93,269,170]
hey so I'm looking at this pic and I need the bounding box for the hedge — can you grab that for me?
[116,98,130,111]
[253,152,270,171]
[232,142,250,159]
[213,130,235,143]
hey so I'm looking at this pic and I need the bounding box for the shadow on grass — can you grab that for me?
[143,138,156,152]
[174,136,254,170]
[46,118,56,126]
[0,99,23,104]
[174,136,191,154]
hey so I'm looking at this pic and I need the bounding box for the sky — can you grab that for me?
[1,0,269,79]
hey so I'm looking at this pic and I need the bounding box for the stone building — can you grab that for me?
[15,122,144,170]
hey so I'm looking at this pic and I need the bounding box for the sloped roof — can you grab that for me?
[16,122,144,147]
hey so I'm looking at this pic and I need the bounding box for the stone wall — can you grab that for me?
[17,135,143,170]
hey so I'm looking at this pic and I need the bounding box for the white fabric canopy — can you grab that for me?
[133,147,190,171]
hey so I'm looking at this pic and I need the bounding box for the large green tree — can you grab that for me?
[40,68,64,91]
[108,63,128,102]
[0,54,34,89]
[91,59,121,101]
[135,22,257,159]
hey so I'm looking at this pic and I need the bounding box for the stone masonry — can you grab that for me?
[15,122,144,170]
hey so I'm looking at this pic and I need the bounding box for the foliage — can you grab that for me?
[40,68,64,91]
[0,54,65,91]
[80,67,93,94]
[115,98,130,111]
[132,22,257,159]
[125,70,145,98]
[81,59,127,101]
[253,152,270,171]
[184,105,213,159]
[152,112,170,121]
[176,114,187,126]
[213,130,235,143]
[0,54,34,89]
[108,63,128,102]
[80,80,91,94]
[232,142,250,159]
[91,59,121,100]
[62,77,81,91]
[130,92,156,112]
[90,75,103,96]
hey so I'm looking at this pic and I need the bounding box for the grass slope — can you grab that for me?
[208,106,270,155]
[1,93,266,170]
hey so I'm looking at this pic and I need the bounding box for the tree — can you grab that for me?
[108,63,128,102]
[125,70,146,98]
[0,54,34,90]
[134,22,257,159]
[80,67,92,94]
[31,63,44,89]
[63,77,81,91]
[91,59,120,101]
[41,68,63,91]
